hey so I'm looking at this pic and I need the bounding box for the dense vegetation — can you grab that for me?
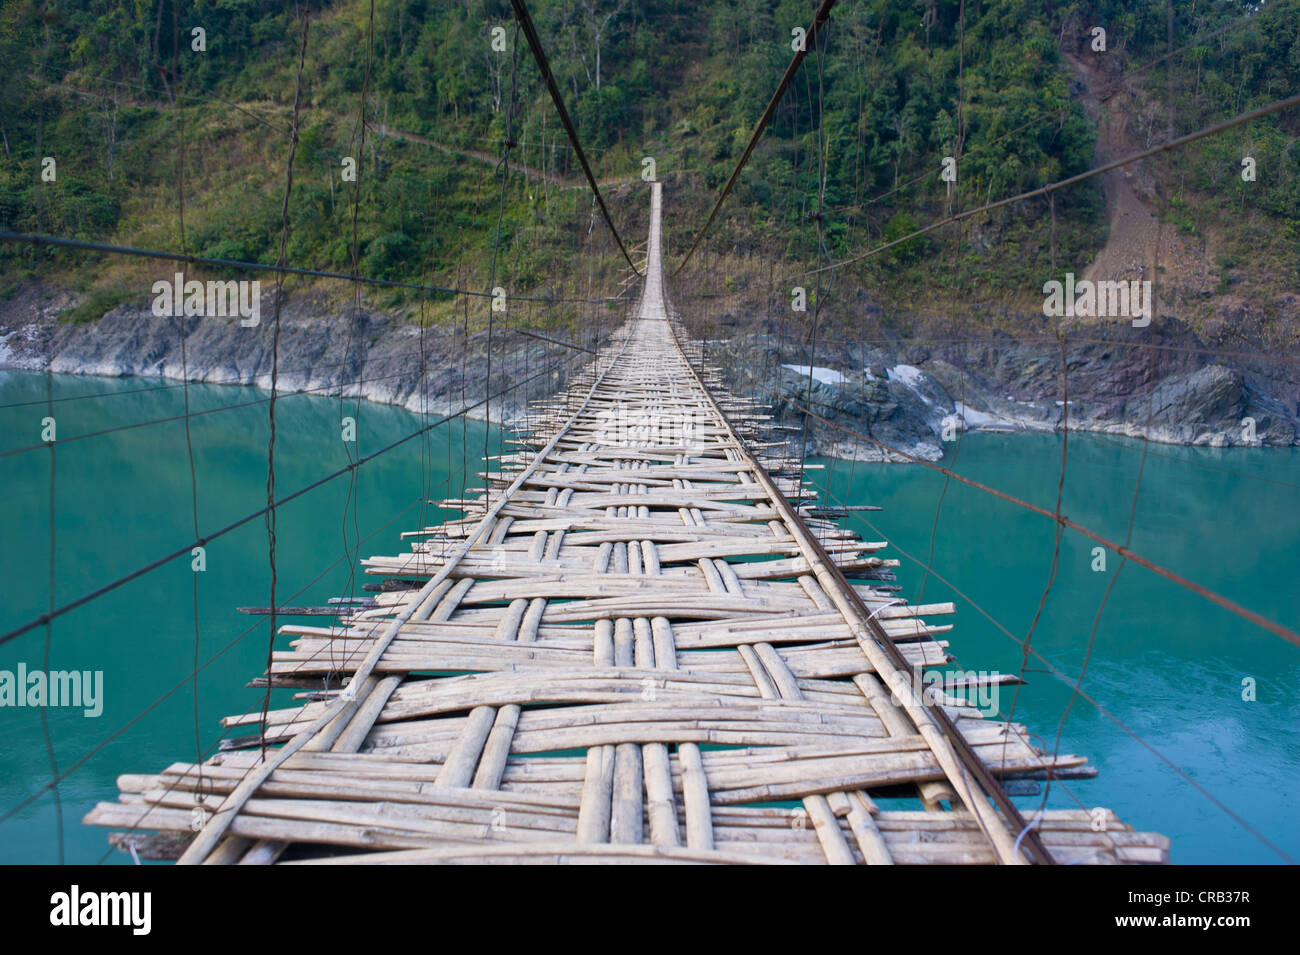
[1,0,1297,332]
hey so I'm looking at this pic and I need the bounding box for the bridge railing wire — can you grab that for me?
[0,362,573,654]
[910,0,971,638]
[0,495,422,832]
[800,465,1294,863]
[165,2,213,848]
[766,388,1300,652]
[330,0,379,684]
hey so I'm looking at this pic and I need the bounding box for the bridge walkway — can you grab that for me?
[86,183,1169,865]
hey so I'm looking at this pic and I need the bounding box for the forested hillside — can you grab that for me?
[1,0,1297,337]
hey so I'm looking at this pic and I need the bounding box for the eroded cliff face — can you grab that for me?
[4,283,1298,456]
[0,285,583,427]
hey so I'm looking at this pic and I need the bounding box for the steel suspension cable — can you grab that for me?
[674,0,837,275]
[507,0,640,275]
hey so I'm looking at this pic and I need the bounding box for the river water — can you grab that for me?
[0,372,1295,864]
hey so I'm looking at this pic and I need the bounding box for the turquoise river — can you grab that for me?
[1,371,1296,864]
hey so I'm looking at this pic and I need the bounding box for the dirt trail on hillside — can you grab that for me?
[38,69,633,192]
[376,124,636,191]
[1064,51,1214,304]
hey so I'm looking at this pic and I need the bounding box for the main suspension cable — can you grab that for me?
[507,0,641,275]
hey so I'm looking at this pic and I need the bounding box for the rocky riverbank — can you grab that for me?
[697,315,1300,460]
[0,284,587,427]
[4,283,1299,458]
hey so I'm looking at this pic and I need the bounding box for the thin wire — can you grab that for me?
[170,1,208,826]
[0,232,606,305]
[260,3,309,762]
[795,92,1300,279]
[846,508,1294,863]
[40,321,63,864]
[915,0,969,615]
[796,21,833,528]
[335,0,376,678]
[763,386,1300,649]
[1000,334,1070,768]
[484,25,521,511]
[416,204,434,605]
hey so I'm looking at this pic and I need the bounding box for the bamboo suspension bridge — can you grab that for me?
[1,0,1296,888]
[84,184,1169,865]
[18,0,1298,874]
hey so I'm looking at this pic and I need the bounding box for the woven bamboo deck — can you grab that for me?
[87,183,1169,864]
